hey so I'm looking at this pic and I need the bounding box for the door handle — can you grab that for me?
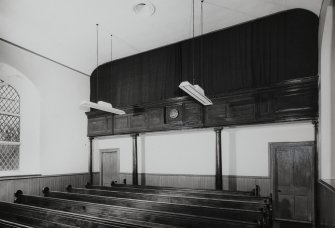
[277,189,282,193]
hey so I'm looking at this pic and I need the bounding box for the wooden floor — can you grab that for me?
[0,183,273,227]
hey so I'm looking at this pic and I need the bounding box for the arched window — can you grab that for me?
[0,79,20,171]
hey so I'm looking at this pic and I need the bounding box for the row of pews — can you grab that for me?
[0,182,273,227]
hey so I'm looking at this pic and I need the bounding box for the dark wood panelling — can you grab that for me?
[91,9,318,107]
[114,115,129,134]
[148,108,164,130]
[319,180,335,228]
[0,172,99,202]
[205,102,227,125]
[88,116,113,136]
[226,98,255,123]
[115,173,270,197]
[86,76,318,136]
[88,116,107,135]
[130,114,148,131]
[183,103,203,126]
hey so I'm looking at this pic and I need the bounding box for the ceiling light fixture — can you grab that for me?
[179,81,213,105]
[179,0,213,106]
[80,101,125,115]
[133,1,155,17]
[80,24,125,115]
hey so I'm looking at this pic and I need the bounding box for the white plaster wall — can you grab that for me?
[0,40,90,175]
[320,1,335,179]
[0,63,40,176]
[222,123,314,176]
[142,130,216,175]
[94,122,314,177]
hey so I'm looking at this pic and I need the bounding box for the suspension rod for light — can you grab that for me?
[179,0,213,106]
[80,24,125,115]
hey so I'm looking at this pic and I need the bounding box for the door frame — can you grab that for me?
[269,141,315,223]
[100,148,120,186]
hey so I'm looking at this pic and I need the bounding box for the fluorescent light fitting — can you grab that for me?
[80,101,126,115]
[179,81,213,105]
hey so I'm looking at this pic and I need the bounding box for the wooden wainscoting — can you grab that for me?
[319,180,335,228]
[116,173,270,197]
[0,172,100,202]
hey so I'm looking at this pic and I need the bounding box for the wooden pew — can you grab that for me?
[15,190,261,228]
[0,201,76,228]
[86,184,270,203]
[84,185,272,227]
[0,218,33,228]
[43,187,267,225]
[68,185,269,211]
[9,191,172,228]
[109,182,260,196]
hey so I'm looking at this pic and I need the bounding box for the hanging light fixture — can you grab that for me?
[179,0,212,106]
[80,24,125,115]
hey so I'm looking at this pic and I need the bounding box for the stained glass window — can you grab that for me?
[0,79,20,171]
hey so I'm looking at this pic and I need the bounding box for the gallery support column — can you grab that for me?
[89,137,94,185]
[132,133,139,185]
[215,128,223,190]
[313,120,319,228]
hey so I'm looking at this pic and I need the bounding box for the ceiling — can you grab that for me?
[0,0,322,76]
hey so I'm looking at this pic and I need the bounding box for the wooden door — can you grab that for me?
[270,142,314,222]
[100,149,120,186]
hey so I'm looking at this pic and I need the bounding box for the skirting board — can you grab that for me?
[0,172,271,202]
[0,172,100,202]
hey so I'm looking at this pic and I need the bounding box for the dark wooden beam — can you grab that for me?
[132,134,139,185]
[89,137,94,185]
[214,128,223,190]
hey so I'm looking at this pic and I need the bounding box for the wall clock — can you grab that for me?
[169,108,179,119]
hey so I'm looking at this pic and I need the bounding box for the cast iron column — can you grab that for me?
[89,137,94,185]
[132,133,139,185]
[313,120,319,228]
[215,128,223,190]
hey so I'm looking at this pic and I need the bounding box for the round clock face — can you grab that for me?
[169,108,179,119]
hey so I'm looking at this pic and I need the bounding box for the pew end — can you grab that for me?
[252,185,261,197]
[66,185,73,192]
[14,190,23,203]
[42,187,50,196]
[85,182,92,188]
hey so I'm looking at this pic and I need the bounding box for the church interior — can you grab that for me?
[0,0,334,227]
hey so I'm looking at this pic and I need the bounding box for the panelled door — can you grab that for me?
[270,142,314,222]
[100,149,120,186]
